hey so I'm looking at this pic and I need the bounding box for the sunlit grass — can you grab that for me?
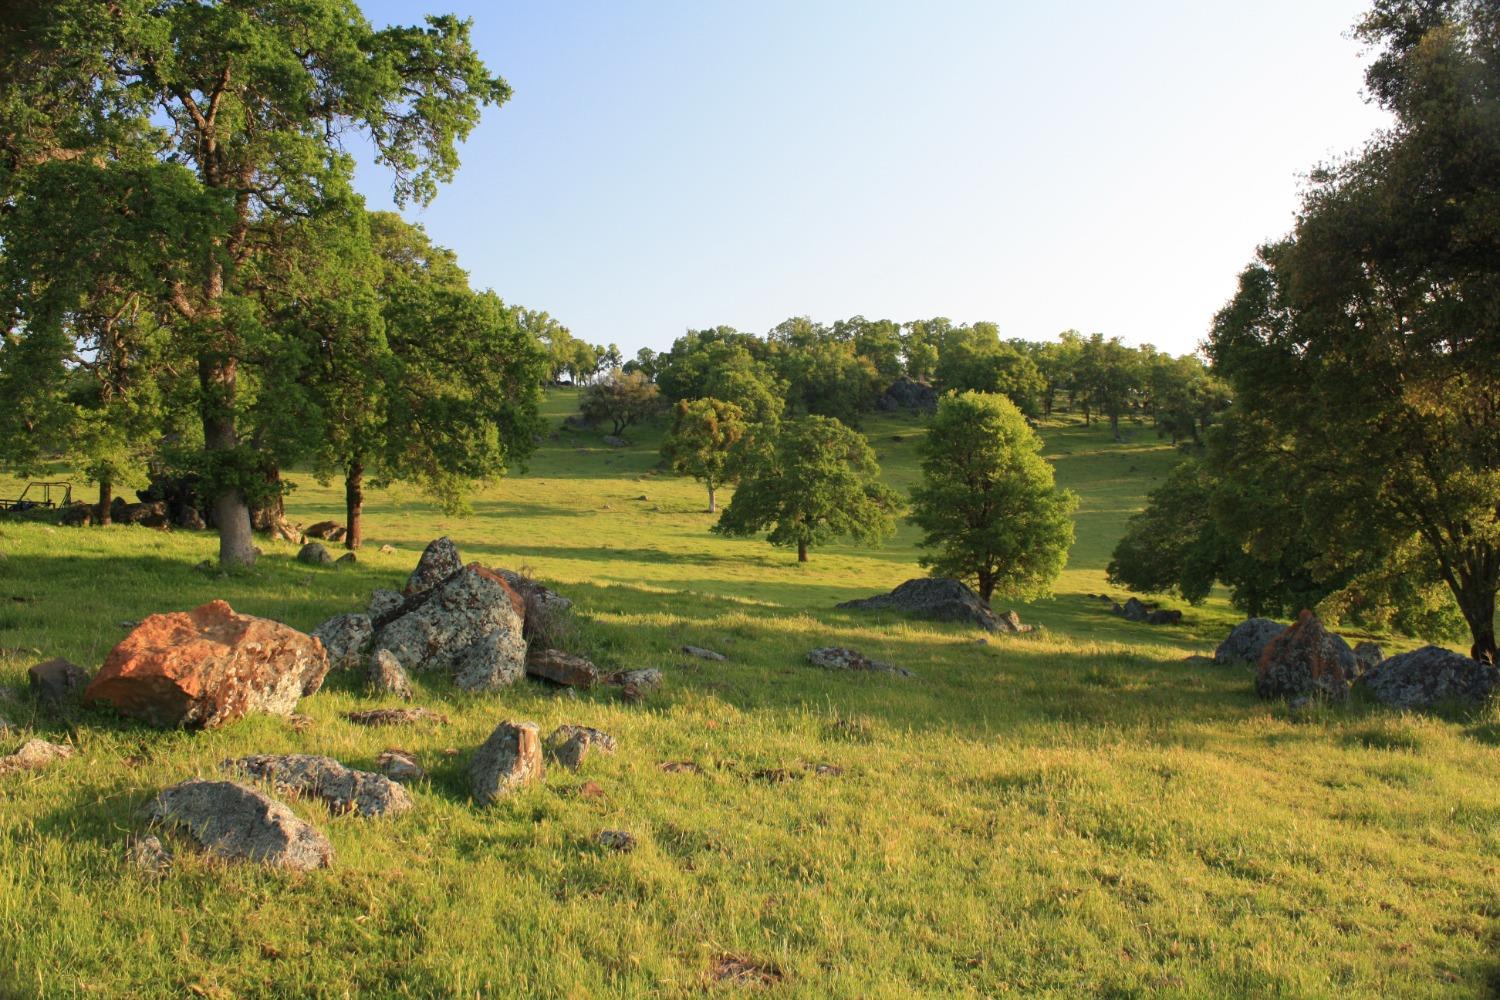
[0,392,1495,998]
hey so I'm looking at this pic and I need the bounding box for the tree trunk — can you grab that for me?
[1109,411,1121,439]
[1458,585,1498,665]
[797,539,808,563]
[707,482,716,514]
[345,458,364,551]
[97,478,112,526]
[978,571,996,604]
[201,358,256,567]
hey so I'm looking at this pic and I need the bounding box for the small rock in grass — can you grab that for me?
[379,544,396,555]
[595,829,636,852]
[469,720,543,806]
[117,620,142,630]
[223,753,413,818]
[813,763,844,777]
[297,542,333,566]
[711,955,783,987]
[753,767,799,783]
[607,668,663,702]
[125,833,172,878]
[806,647,913,678]
[335,552,357,568]
[376,748,425,783]
[659,761,703,775]
[287,713,314,733]
[344,707,449,727]
[369,649,414,701]
[545,725,617,770]
[28,658,91,712]
[526,649,598,688]
[681,645,726,661]
[578,780,606,799]
[142,779,333,870]
[0,738,74,776]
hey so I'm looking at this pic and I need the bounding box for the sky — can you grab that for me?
[352,0,1391,359]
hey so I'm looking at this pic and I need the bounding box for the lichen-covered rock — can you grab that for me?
[312,613,372,670]
[1353,641,1384,675]
[1214,618,1286,665]
[807,647,913,678]
[84,601,329,729]
[369,649,413,701]
[495,569,574,617]
[372,565,526,685]
[994,610,1035,634]
[607,668,664,701]
[0,738,74,776]
[1359,645,1499,711]
[454,628,527,691]
[125,833,172,877]
[142,779,332,870]
[837,578,1010,633]
[1255,610,1356,701]
[526,648,598,687]
[546,725,617,770]
[368,589,404,622]
[297,542,334,566]
[304,521,346,541]
[28,658,91,713]
[681,645,726,661]
[469,720,543,805]
[223,754,413,818]
[344,706,449,727]
[376,749,425,783]
[404,536,463,598]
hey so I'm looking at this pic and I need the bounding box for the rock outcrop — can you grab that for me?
[84,601,329,728]
[222,754,413,818]
[837,578,1022,633]
[1359,646,1499,711]
[372,564,526,687]
[469,721,543,805]
[877,377,938,413]
[1255,610,1357,701]
[1214,619,1285,665]
[312,613,372,671]
[807,647,914,678]
[142,779,333,870]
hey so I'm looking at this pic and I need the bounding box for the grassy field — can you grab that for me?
[0,391,1496,998]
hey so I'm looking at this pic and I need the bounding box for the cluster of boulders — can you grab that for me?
[876,377,938,414]
[1111,597,1182,626]
[1213,610,1499,711]
[837,577,1035,634]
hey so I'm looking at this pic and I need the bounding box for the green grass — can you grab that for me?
[0,392,1496,998]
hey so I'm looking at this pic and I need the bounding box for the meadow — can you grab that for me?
[0,392,1496,998]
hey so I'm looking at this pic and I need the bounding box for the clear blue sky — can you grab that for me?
[353,1,1389,358]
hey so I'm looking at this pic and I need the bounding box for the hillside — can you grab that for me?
[0,393,1496,998]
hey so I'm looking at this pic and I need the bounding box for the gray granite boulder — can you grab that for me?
[312,613,372,670]
[469,721,543,806]
[1214,618,1286,665]
[372,565,526,685]
[1359,646,1498,711]
[837,578,1006,633]
[369,649,413,701]
[222,754,413,818]
[142,779,333,870]
[403,537,463,598]
[807,647,913,678]
[546,725,617,770]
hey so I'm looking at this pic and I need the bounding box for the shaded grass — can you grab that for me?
[0,394,1496,998]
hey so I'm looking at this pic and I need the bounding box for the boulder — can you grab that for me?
[602,435,629,448]
[116,501,169,528]
[994,610,1035,634]
[372,565,526,686]
[28,658,91,712]
[1214,618,1286,666]
[404,536,463,598]
[142,779,333,870]
[876,377,938,414]
[335,552,357,568]
[222,754,413,818]
[59,503,94,527]
[1255,610,1357,701]
[607,668,664,702]
[807,647,914,678]
[453,628,527,691]
[376,749,425,783]
[1113,598,1150,622]
[1353,641,1384,675]
[368,588,405,623]
[344,706,448,727]
[469,721,543,805]
[304,521,346,542]
[526,648,598,688]
[311,613,372,670]
[84,600,329,729]
[1358,646,1499,711]
[837,578,1012,633]
[495,569,574,617]
[545,725,617,769]
[297,542,333,566]
[175,507,207,531]
[681,645,726,661]
[1146,609,1183,626]
[369,649,413,700]
[0,738,74,777]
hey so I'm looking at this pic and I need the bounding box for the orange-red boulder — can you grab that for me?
[1255,609,1357,701]
[84,600,329,729]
